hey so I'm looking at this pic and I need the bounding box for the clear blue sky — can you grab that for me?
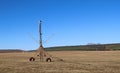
[0,0,120,50]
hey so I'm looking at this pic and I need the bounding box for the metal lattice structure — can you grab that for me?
[29,20,63,62]
[38,20,46,62]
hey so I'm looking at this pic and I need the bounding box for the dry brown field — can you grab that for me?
[0,51,120,73]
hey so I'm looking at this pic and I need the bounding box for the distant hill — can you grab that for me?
[45,43,120,51]
[1,43,120,52]
[0,49,24,53]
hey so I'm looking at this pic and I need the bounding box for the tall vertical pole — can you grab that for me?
[39,20,42,46]
[38,20,44,62]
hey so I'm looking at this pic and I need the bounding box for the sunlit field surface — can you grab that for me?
[0,51,120,73]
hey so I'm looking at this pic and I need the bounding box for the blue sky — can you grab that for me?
[0,0,120,50]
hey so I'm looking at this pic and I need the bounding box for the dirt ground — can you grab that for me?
[0,51,120,73]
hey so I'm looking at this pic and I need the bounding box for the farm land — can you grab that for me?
[0,51,120,73]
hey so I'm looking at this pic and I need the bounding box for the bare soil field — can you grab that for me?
[0,51,120,73]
